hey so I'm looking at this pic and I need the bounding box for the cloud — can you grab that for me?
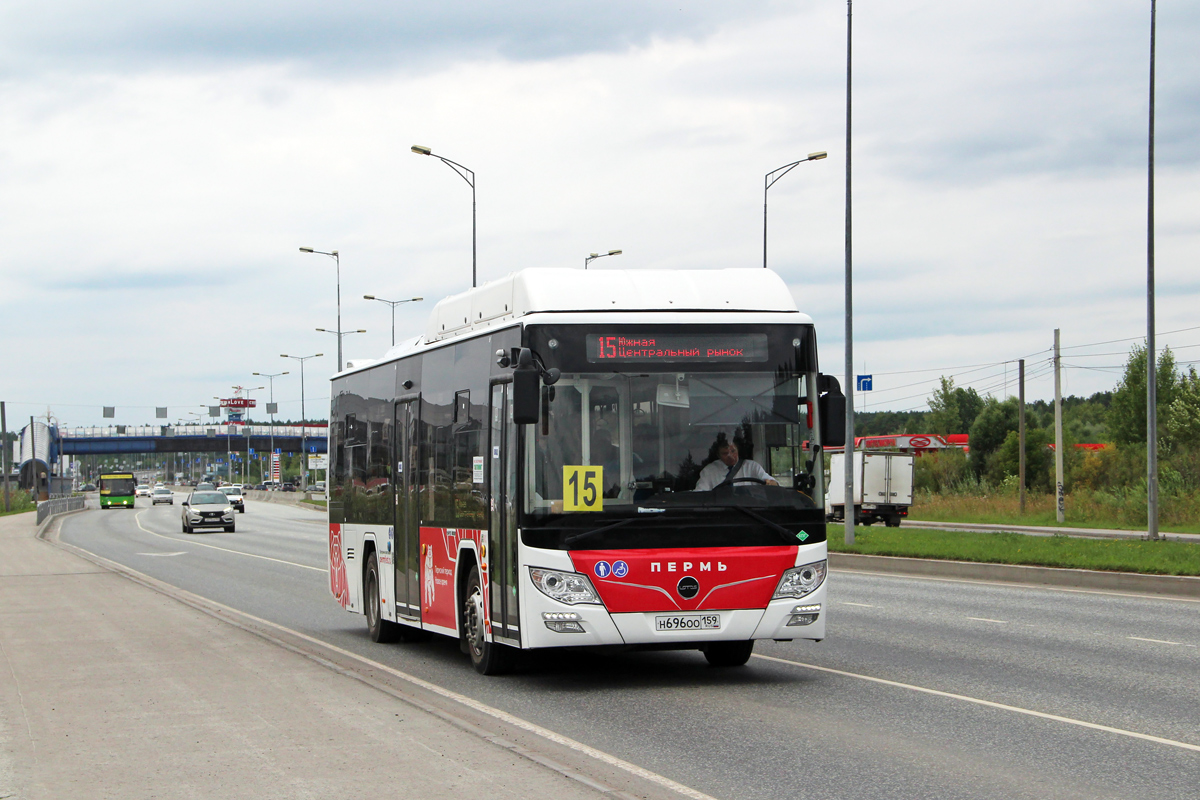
[2,1,1199,426]
[0,1,792,76]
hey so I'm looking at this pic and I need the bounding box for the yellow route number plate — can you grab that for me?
[563,466,603,512]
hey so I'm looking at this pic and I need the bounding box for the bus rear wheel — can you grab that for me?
[365,552,400,643]
[703,640,754,667]
[463,565,514,675]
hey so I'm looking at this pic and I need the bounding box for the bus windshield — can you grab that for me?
[98,476,137,496]
[523,371,825,550]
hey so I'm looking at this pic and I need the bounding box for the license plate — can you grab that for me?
[655,614,721,631]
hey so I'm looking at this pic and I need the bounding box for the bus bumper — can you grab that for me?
[519,583,826,648]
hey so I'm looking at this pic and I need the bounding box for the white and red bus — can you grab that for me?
[327,268,846,674]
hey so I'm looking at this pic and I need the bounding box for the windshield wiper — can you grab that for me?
[731,505,803,545]
[563,518,637,547]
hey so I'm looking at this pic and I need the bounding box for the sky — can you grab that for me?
[1,1,1197,430]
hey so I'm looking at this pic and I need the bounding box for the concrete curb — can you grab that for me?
[829,552,1200,599]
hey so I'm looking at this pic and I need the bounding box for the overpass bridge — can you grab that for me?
[60,424,328,456]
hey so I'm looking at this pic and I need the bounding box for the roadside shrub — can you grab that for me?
[914,449,975,494]
[1,489,36,515]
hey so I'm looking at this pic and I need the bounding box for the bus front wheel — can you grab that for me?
[463,565,515,675]
[703,640,754,667]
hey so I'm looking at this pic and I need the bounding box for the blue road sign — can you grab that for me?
[249,448,255,455]
[857,375,873,392]
[274,448,281,454]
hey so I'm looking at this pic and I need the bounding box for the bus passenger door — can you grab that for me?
[394,398,421,621]
[489,382,519,644]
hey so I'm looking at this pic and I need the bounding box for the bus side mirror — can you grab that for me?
[511,347,558,424]
[818,374,846,447]
[512,347,541,424]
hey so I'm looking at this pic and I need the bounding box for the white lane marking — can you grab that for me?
[1128,636,1198,648]
[135,552,187,557]
[967,617,1008,624]
[841,602,876,608]
[134,512,324,572]
[832,567,1200,604]
[753,654,1200,754]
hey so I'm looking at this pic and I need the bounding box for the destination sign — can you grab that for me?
[586,333,769,363]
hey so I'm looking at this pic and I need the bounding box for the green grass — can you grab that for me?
[908,491,1200,535]
[829,526,1200,577]
[301,498,327,508]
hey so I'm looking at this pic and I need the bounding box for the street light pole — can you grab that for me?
[315,329,366,369]
[764,152,827,270]
[1147,0,1159,541]
[363,295,423,346]
[242,385,264,485]
[411,145,476,288]
[300,248,342,371]
[254,371,288,485]
[214,395,231,483]
[584,250,623,269]
[282,353,322,491]
[844,0,855,547]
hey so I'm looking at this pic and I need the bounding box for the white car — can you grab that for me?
[151,487,174,505]
[135,484,152,498]
[218,485,246,513]
[181,490,236,533]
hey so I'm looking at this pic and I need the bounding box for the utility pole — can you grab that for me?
[29,416,39,501]
[2,401,10,512]
[1018,359,1026,515]
[1054,330,1064,524]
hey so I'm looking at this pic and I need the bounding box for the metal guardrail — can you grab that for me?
[36,496,86,525]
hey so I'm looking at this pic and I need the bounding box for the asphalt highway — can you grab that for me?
[60,494,1200,800]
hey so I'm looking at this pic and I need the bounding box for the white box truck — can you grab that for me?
[826,451,915,527]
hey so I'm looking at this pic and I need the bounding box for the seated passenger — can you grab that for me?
[695,436,778,491]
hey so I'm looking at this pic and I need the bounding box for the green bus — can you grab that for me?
[98,473,137,508]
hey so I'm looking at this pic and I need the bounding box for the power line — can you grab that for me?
[1057,324,1200,352]
[871,360,1014,377]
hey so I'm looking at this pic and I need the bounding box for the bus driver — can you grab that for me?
[694,435,779,491]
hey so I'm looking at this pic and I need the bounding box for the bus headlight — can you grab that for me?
[773,560,827,599]
[529,567,601,605]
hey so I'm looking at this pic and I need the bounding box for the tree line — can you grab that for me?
[854,343,1200,502]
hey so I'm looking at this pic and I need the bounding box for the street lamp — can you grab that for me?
[240,385,264,484]
[763,151,827,270]
[282,353,323,491]
[253,371,289,485]
[584,250,623,269]
[363,295,423,346]
[214,395,234,482]
[299,247,343,371]
[411,144,477,288]
[315,328,366,370]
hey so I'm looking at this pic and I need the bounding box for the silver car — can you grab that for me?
[181,491,236,533]
[151,487,174,505]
